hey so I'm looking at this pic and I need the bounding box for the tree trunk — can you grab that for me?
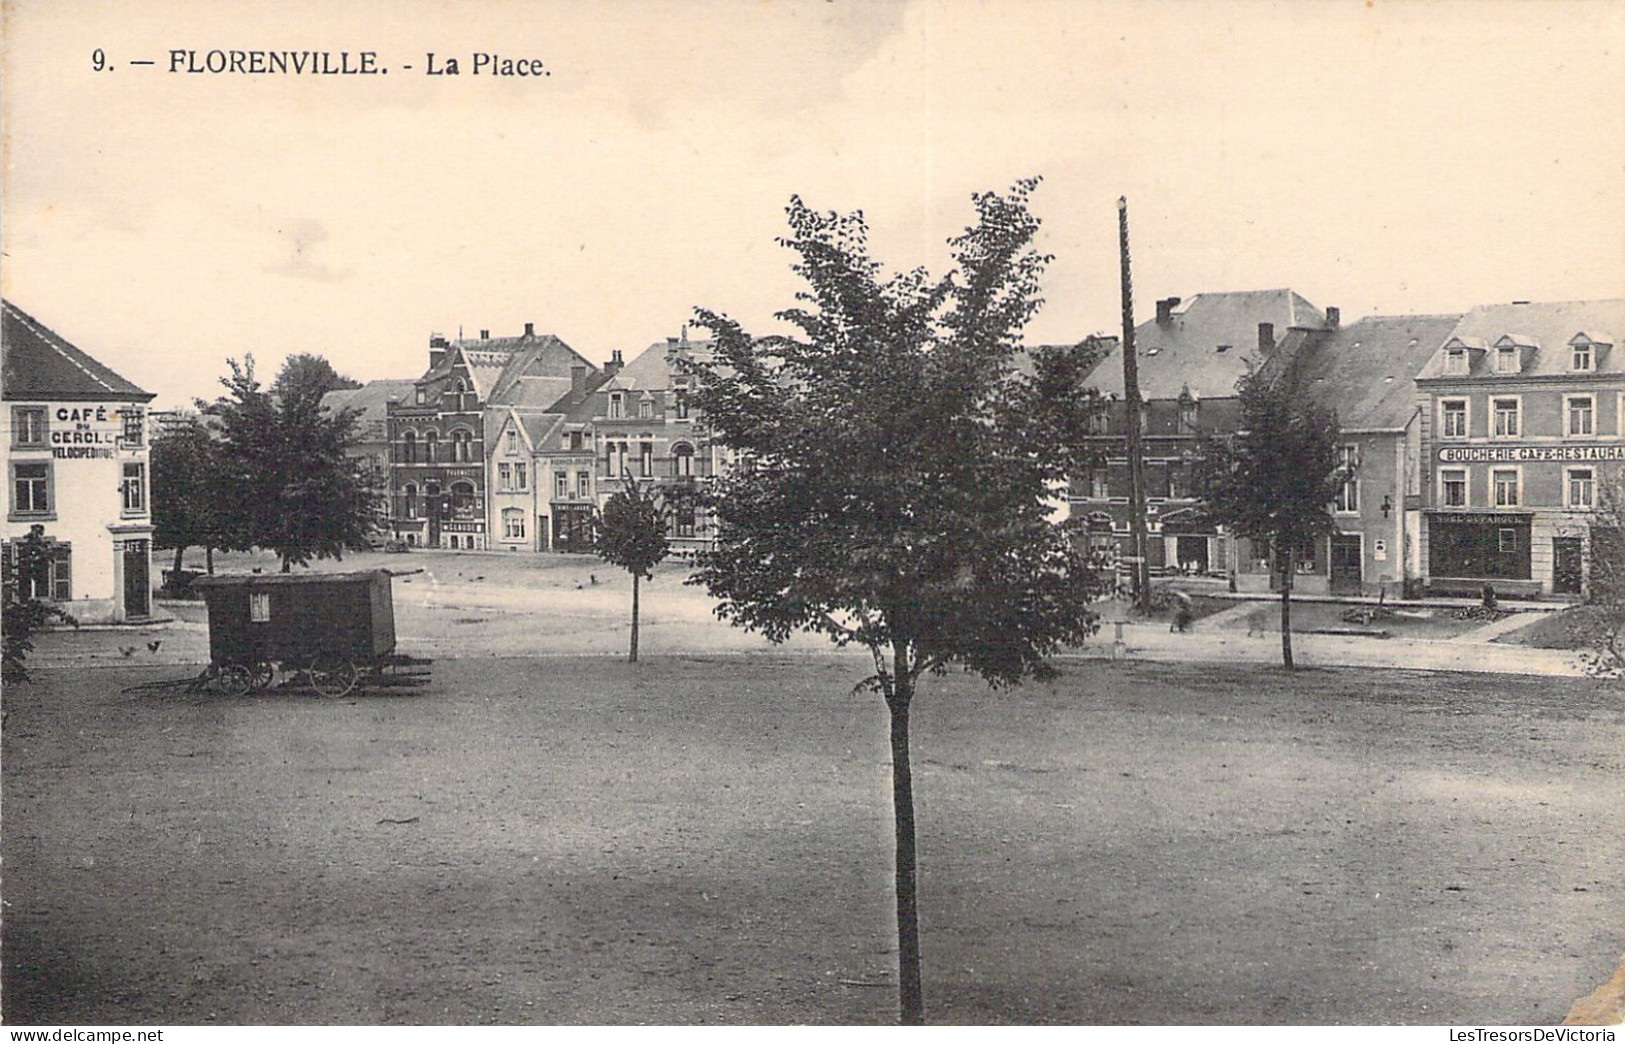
[1279,541,1295,669]
[281,553,293,574]
[629,572,640,662]
[887,648,924,1025]
[205,546,215,574]
[172,545,186,575]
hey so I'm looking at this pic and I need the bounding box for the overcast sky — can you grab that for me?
[4,0,1622,408]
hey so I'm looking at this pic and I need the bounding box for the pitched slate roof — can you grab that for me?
[1087,289,1326,400]
[605,335,716,392]
[320,378,416,445]
[1416,299,1625,379]
[1293,314,1464,430]
[2,299,154,402]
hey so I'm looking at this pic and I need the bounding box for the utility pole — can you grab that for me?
[1118,197,1153,614]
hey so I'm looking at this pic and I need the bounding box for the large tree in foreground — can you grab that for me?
[151,414,235,576]
[201,356,373,572]
[1190,361,1349,669]
[685,180,1108,1024]
[592,473,672,662]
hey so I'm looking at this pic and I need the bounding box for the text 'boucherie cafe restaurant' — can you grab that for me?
[1415,299,1624,598]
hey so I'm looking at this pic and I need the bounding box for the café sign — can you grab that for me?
[1438,443,1625,463]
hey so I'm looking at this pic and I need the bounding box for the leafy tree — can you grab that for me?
[685,180,1108,1024]
[271,352,362,402]
[2,527,78,683]
[1573,467,1625,679]
[201,356,373,572]
[151,414,235,576]
[1190,361,1349,669]
[592,472,672,662]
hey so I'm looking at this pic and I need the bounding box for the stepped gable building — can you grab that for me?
[1278,313,1464,596]
[1068,288,1329,576]
[386,323,596,550]
[1414,299,1624,597]
[594,329,718,553]
[2,300,157,622]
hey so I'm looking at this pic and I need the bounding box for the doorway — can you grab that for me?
[123,540,151,619]
[1330,534,1363,595]
[1553,537,1583,595]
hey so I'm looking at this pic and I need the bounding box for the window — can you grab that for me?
[1441,400,1467,438]
[450,428,474,463]
[607,441,628,477]
[1492,398,1520,438]
[608,393,625,419]
[121,462,147,513]
[424,431,438,463]
[250,592,271,623]
[498,462,512,490]
[404,483,419,518]
[415,388,426,405]
[121,408,144,446]
[1177,399,1198,434]
[1444,349,1469,375]
[1441,468,1467,508]
[638,398,654,419]
[555,471,570,498]
[11,462,51,515]
[1334,446,1358,513]
[13,406,48,447]
[6,537,72,602]
[449,481,477,518]
[1568,468,1595,509]
[502,508,526,540]
[1493,468,1520,507]
[640,442,653,477]
[1498,528,1520,555]
[1088,466,1109,499]
[401,431,417,464]
[1567,396,1594,436]
[515,463,527,490]
[576,470,591,498]
[1495,345,1519,374]
[1573,341,1594,372]
[676,505,696,538]
[673,443,695,478]
[506,431,518,453]
[569,431,584,451]
[674,394,690,421]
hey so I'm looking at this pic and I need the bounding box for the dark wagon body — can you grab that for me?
[190,570,426,696]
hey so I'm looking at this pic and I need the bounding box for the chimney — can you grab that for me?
[1258,322,1275,352]
[480,329,490,340]
[524,322,535,338]
[571,364,588,403]
[605,349,624,377]
[1325,306,1340,328]
[1155,297,1180,325]
[429,332,450,370]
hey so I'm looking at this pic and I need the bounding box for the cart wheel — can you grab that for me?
[217,664,253,697]
[248,662,276,693]
[308,656,359,699]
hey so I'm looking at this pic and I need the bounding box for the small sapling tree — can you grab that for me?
[592,472,672,662]
[1191,361,1350,668]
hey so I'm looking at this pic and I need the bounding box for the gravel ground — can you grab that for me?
[3,656,1620,1025]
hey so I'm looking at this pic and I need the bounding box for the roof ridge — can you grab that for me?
[4,301,119,394]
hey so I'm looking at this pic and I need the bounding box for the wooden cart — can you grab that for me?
[191,569,430,697]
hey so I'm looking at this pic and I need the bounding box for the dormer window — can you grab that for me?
[1494,345,1519,374]
[1444,349,1469,375]
[1573,341,1593,371]
[608,393,625,419]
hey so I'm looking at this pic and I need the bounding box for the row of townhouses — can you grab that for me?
[323,324,721,557]
[5,291,1621,627]
[1065,291,1624,599]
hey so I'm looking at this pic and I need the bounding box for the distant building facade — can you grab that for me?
[1069,289,1329,581]
[2,300,157,622]
[386,324,597,550]
[1415,300,1625,598]
[593,331,718,553]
